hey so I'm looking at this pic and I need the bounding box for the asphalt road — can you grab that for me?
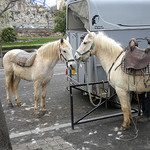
[0,62,150,150]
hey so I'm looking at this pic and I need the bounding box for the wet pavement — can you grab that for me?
[0,63,150,150]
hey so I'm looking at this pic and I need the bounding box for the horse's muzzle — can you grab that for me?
[67,60,76,70]
[74,53,81,62]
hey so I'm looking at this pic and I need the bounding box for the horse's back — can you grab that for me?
[4,49,24,57]
[3,49,24,63]
[3,49,25,72]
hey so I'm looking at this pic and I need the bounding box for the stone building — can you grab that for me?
[0,0,56,29]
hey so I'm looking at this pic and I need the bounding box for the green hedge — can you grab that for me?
[2,45,42,51]
[2,38,59,46]
[1,38,59,52]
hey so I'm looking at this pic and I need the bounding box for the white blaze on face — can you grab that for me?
[75,30,95,61]
[61,39,76,70]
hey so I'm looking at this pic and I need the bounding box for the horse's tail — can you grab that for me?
[10,74,15,94]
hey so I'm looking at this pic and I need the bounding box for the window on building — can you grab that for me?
[18,3,21,10]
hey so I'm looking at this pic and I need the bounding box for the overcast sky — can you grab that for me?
[46,0,57,7]
[26,0,57,7]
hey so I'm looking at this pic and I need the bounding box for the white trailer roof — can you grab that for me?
[66,0,150,31]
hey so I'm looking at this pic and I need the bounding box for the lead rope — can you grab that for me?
[119,118,138,141]
[84,62,102,107]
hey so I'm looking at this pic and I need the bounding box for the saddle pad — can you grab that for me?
[12,51,36,67]
[121,56,150,76]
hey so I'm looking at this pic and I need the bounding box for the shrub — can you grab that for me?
[1,27,17,42]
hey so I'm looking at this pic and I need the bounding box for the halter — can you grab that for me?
[59,44,75,67]
[76,43,94,58]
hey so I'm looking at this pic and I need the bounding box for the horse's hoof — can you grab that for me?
[120,125,127,130]
[34,109,40,115]
[17,102,22,106]
[41,110,47,115]
[34,112,40,115]
[8,103,13,108]
[34,112,44,118]
[41,108,47,113]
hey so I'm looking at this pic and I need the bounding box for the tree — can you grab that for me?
[0,0,19,17]
[54,6,66,35]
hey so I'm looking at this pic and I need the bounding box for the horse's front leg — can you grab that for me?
[115,87,132,130]
[40,78,50,113]
[34,81,41,115]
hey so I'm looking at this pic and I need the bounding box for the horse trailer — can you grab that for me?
[66,0,150,106]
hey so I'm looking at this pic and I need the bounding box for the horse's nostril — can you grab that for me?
[71,65,75,70]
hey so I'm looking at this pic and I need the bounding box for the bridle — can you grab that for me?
[59,44,75,67]
[76,43,94,60]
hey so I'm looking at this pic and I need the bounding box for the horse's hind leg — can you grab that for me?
[14,76,22,106]
[40,78,50,113]
[33,81,41,115]
[115,87,132,130]
[5,74,13,107]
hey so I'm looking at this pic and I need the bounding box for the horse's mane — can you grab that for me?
[95,32,123,56]
[37,40,59,58]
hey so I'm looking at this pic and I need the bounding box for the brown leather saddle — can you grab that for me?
[121,38,150,76]
[12,50,37,67]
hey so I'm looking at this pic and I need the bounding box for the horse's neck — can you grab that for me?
[37,42,60,69]
[94,38,123,74]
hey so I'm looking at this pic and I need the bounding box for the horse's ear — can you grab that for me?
[60,39,64,44]
[87,30,95,38]
[66,36,69,42]
[87,29,91,35]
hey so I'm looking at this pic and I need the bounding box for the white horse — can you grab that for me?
[74,30,150,130]
[3,39,76,115]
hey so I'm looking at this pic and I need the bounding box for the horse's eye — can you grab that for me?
[83,42,87,45]
[63,50,66,53]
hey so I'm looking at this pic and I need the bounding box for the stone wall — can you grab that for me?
[15,28,63,38]
[10,8,55,29]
